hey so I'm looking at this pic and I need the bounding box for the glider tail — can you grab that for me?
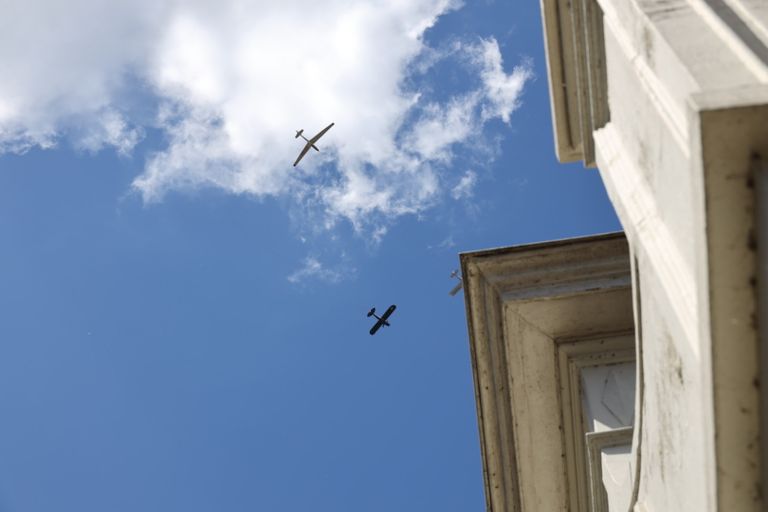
[295,129,304,138]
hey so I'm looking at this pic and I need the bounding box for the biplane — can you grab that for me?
[367,304,397,335]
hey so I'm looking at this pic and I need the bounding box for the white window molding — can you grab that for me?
[461,233,636,511]
[559,335,635,511]
[586,427,634,512]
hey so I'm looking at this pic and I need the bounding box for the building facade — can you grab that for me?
[461,0,768,510]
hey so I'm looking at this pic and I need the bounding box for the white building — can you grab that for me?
[461,0,768,510]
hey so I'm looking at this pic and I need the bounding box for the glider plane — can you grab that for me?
[293,122,334,166]
[367,305,397,335]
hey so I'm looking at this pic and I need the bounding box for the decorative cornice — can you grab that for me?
[540,0,609,166]
[460,233,634,511]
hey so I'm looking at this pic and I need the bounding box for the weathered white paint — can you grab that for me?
[461,234,635,511]
[539,0,768,509]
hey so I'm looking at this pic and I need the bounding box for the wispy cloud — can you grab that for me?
[287,256,352,284]
[427,234,456,250]
[451,170,477,199]
[75,109,144,156]
[472,39,533,122]
[0,1,532,239]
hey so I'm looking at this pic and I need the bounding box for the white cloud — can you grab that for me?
[451,170,477,199]
[427,234,456,250]
[75,109,144,156]
[471,39,533,123]
[0,0,167,152]
[0,0,532,237]
[404,93,480,162]
[287,256,351,284]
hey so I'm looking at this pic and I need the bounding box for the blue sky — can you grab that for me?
[0,1,620,511]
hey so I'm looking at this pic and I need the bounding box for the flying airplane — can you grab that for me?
[448,269,463,296]
[367,304,397,335]
[293,122,335,167]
